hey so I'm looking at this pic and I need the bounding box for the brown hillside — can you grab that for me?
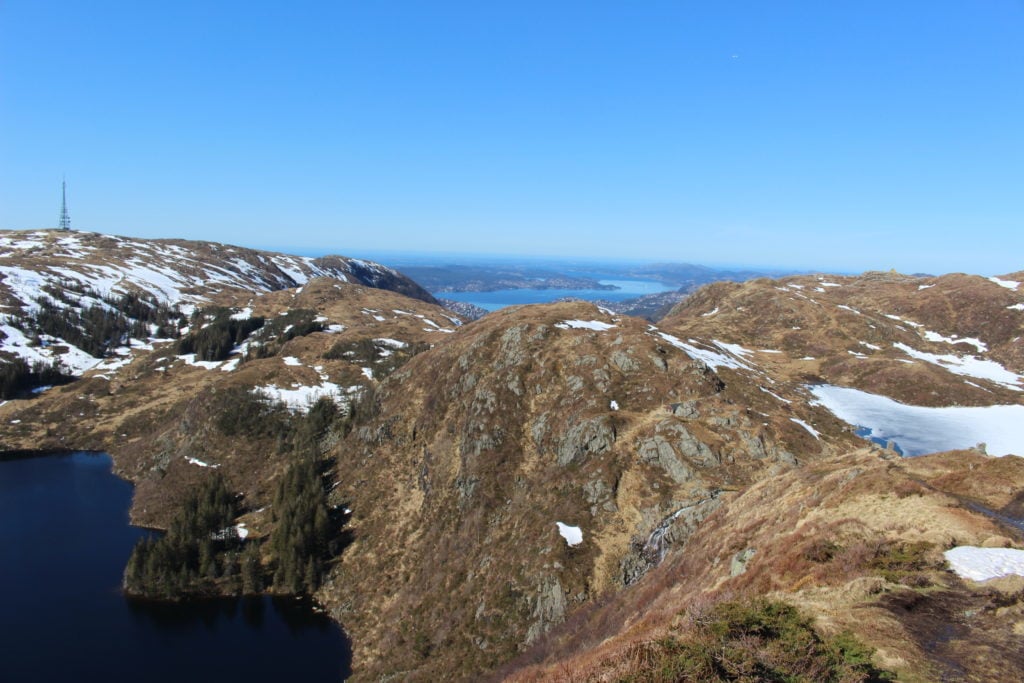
[504,448,1024,682]
[661,271,1024,406]
[317,300,862,680]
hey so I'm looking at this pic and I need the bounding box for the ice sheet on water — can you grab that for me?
[809,384,1024,456]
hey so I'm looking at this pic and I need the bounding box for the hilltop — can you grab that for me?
[0,229,437,397]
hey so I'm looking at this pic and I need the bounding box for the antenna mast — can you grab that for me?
[59,178,71,230]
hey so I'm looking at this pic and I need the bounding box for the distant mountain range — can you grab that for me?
[2,228,1023,681]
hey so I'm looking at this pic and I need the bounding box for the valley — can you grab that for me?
[2,229,1023,681]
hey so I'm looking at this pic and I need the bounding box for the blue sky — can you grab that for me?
[1,1,1022,274]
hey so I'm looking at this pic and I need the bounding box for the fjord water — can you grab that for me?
[441,278,674,311]
[0,452,351,682]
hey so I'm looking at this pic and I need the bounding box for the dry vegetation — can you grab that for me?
[501,448,1024,682]
[3,254,1024,682]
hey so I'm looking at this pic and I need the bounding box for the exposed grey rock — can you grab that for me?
[637,435,693,484]
[461,423,501,457]
[611,349,640,373]
[459,372,478,393]
[556,415,616,466]
[583,476,618,516]
[495,324,528,369]
[670,400,700,419]
[531,413,550,453]
[656,420,718,467]
[731,548,756,577]
[774,448,798,465]
[455,475,479,504]
[620,492,724,585]
[525,578,567,644]
[741,433,768,459]
[471,387,497,416]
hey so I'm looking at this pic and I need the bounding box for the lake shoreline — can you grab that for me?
[1,450,353,681]
[0,447,78,462]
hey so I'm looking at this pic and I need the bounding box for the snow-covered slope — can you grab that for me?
[0,229,435,380]
[0,230,434,307]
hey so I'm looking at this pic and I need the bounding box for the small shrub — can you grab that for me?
[868,541,934,583]
[803,538,843,564]
[616,598,896,682]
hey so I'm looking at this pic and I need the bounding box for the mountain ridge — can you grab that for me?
[2,231,1023,681]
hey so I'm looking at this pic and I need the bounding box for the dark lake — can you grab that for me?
[0,451,351,682]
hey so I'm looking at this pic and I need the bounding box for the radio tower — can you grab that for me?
[59,178,71,230]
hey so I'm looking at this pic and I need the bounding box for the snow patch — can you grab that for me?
[760,387,791,404]
[253,382,351,413]
[654,331,755,371]
[893,342,1022,391]
[177,354,223,370]
[989,277,1020,291]
[555,320,616,331]
[923,330,987,353]
[884,314,922,328]
[944,546,1024,581]
[556,522,583,547]
[790,418,820,439]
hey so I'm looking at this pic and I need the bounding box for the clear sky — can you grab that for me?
[1,1,1022,274]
